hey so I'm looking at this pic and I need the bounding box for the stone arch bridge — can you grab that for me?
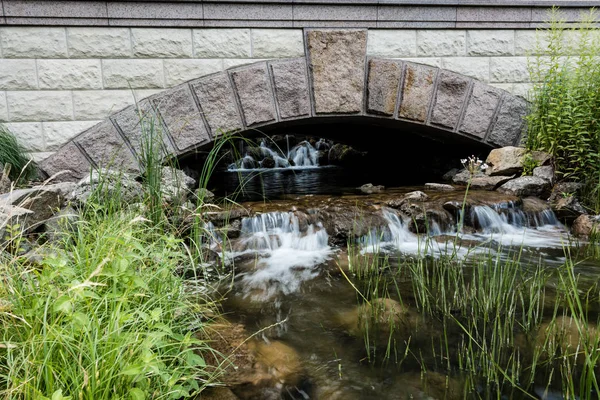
[40,29,527,181]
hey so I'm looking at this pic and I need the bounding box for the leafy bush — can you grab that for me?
[525,8,600,188]
[0,124,36,184]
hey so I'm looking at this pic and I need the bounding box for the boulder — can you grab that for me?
[497,176,551,198]
[261,157,275,169]
[160,167,196,204]
[328,143,365,166]
[68,169,143,205]
[358,183,384,194]
[533,165,554,183]
[42,206,80,242]
[386,191,427,209]
[442,168,460,182]
[196,188,216,204]
[552,195,587,224]
[549,182,584,203]
[453,169,514,190]
[521,197,550,214]
[424,183,454,192]
[485,146,551,176]
[572,214,600,237]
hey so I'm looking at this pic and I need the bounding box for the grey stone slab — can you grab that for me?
[457,6,532,22]
[107,2,203,20]
[230,64,276,126]
[204,3,292,20]
[39,141,92,182]
[376,21,456,28]
[3,1,107,18]
[190,72,243,134]
[487,95,527,147]
[152,85,211,152]
[108,18,204,27]
[111,101,173,158]
[367,59,402,116]
[455,22,530,28]
[6,17,109,26]
[270,59,311,120]
[204,19,292,27]
[75,120,140,174]
[430,70,470,130]
[531,7,595,23]
[307,29,367,115]
[293,20,378,28]
[294,5,377,21]
[459,82,502,138]
[398,63,436,122]
[377,6,457,21]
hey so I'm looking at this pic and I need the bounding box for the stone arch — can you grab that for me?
[40,29,527,182]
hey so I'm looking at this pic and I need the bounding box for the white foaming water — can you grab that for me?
[228,139,320,171]
[235,211,331,300]
[361,205,568,257]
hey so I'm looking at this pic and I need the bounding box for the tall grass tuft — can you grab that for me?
[0,124,36,184]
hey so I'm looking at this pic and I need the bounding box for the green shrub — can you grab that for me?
[525,8,600,188]
[0,124,36,184]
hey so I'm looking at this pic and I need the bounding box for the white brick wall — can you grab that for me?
[0,26,544,159]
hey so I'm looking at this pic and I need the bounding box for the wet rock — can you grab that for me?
[572,214,600,237]
[160,167,196,204]
[261,157,275,169]
[316,205,388,246]
[204,207,249,224]
[549,182,584,203]
[497,176,551,198]
[196,188,216,204]
[358,183,384,194]
[68,169,142,205]
[533,165,554,183]
[453,169,514,190]
[442,168,460,182]
[552,195,587,224]
[521,197,550,214]
[328,143,365,167]
[424,183,455,192]
[317,150,328,166]
[443,201,470,217]
[486,147,551,176]
[386,191,428,209]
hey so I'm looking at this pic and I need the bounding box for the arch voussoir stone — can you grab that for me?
[40,29,528,182]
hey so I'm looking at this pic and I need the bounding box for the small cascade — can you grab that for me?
[228,139,320,171]
[470,205,562,233]
[234,211,331,300]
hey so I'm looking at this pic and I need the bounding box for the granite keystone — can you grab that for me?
[270,59,311,119]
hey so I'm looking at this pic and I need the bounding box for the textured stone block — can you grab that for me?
[231,65,276,126]
[417,30,465,57]
[270,59,310,119]
[72,90,136,120]
[431,70,470,129]
[367,30,417,58]
[110,101,168,157]
[67,27,131,58]
[514,30,548,56]
[152,85,211,152]
[40,142,92,182]
[5,122,43,151]
[0,60,38,90]
[0,27,67,58]
[7,91,73,122]
[467,30,514,56]
[307,29,367,114]
[43,120,100,151]
[38,60,102,89]
[459,82,502,138]
[164,59,223,86]
[367,59,402,116]
[102,60,165,89]
[131,28,193,58]
[194,29,251,58]
[0,93,7,122]
[441,57,489,82]
[190,73,243,134]
[252,29,304,58]
[75,120,139,173]
[490,57,529,83]
[488,96,527,147]
[398,63,436,122]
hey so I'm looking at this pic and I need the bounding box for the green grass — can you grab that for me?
[0,124,36,184]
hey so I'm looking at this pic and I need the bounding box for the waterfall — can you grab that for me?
[234,211,331,299]
[228,138,320,171]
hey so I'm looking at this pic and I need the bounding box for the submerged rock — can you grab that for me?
[358,183,384,194]
[424,183,454,192]
[497,176,551,198]
[338,298,412,339]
